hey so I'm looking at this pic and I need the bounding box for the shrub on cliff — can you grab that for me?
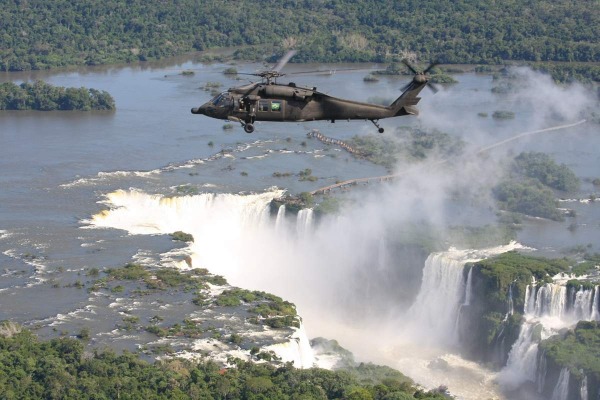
[540,321,600,380]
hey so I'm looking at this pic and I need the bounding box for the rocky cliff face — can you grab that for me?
[455,251,600,399]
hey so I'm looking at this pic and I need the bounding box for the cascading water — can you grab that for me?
[88,189,319,366]
[580,374,588,400]
[499,321,543,388]
[500,278,600,393]
[89,189,527,399]
[536,349,547,393]
[551,368,570,400]
[296,209,313,239]
[407,242,526,347]
[592,287,600,321]
[524,282,599,326]
[275,205,286,233]
[407,252,469,346]
[464,266,474,306]
[507,283,514,317]
[265,325,315,368]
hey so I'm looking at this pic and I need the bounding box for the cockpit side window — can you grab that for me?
[211,94,223,105]
[211,92,230,107]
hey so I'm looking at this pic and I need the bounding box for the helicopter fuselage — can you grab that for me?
[192,75,427,133]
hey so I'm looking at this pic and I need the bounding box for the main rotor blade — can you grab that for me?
[427,82,440,94]
[423,61,440,74]
[401,59,419,74]
[271,50,297,72]
[285,67,384,76]
[399,81,412,92]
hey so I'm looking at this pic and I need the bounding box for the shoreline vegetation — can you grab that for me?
[1,1,598,83]
[0,81,115,111]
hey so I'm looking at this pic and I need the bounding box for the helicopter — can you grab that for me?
[191,50,439,133]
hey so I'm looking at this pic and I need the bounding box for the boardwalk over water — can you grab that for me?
[310,119,588,195]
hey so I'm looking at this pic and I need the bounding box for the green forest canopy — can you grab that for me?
[0,326,449,400]
[0,81,115,111]
[1,0,598,72]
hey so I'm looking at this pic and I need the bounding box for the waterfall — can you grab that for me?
[580,374,588,400]
[407,242,526,347]
[296,209,313,238]
[525,283,599,325]
[407,252,468,346]
[525,282,537,315]
[534,284,568,320]
[266,324,315,368]
[275,205,286,233]
[499,322,542,388]
[464,266,474,306]
[87,188,288,281]
[507,283,514,317]
[88,189,282,236]
[551,368,570,400]
[572,287,596,321]
[536,349,547,393]
[590,287,599,321]
[502,281,599,393]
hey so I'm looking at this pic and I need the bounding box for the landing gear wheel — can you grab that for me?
[370,119,384,133]
[244,123,255,133]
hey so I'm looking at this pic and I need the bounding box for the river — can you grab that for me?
[1,54,599,399]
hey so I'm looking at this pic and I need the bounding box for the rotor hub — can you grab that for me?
[415,74,428,83]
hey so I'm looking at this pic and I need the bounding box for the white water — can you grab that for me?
[296,209,313,239]
[590,286,600,321]
[507,284,514,317]
[464,266,474,306]
[551,368,570,400]
[88,189,529,399]
[407,252,469,346]
[275,205,286,233]
[580,374,588,400]
[499,322,543,388]
[406,242,527,347]
[524,282,599,327]
[87,188,600,399]
[266,324,315,368]
[500,279,599,392]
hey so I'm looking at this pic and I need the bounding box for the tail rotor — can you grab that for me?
[400,59,441,93]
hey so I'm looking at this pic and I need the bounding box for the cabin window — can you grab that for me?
[259,100,270,112]
[271,101,282,112]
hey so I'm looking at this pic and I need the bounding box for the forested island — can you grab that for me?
[493,151,581,221]
[1,0,598,81]
[0,81,115,111]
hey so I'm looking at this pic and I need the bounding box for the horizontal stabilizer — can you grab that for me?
[403,105,419,115]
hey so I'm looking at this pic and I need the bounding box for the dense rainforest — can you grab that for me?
[1,0,598,73]
[0,325,450,400]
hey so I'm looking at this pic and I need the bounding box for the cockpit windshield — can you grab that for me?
[211,92,230,107]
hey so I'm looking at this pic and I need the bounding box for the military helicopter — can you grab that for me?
[191,50,439,133]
